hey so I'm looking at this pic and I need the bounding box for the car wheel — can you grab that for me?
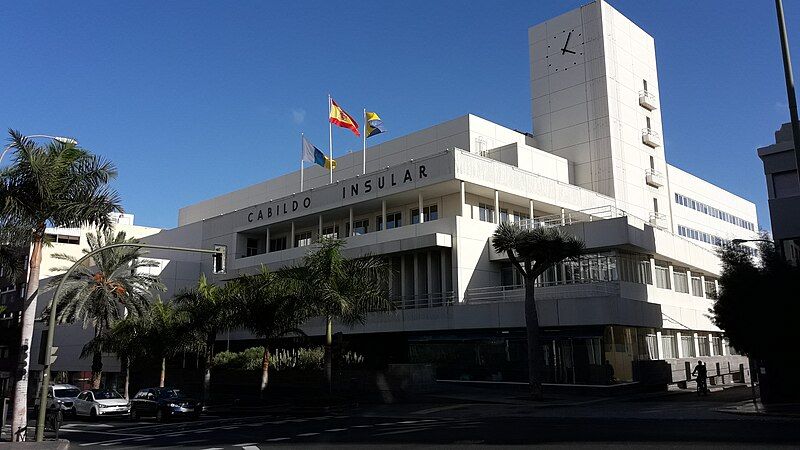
[130,408,139,421]
[156,409,166,423]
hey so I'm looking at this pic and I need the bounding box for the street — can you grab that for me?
[47,386,800,448]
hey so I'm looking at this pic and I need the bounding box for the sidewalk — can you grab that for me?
[717,400,800,418]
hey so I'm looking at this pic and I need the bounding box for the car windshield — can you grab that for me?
[92,390,122,400]
[54,388,80,398]
[159,389,183,399]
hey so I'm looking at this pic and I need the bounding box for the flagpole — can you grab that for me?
[362,109,367,175]
[328,94,333,184]
[300,132,304,192]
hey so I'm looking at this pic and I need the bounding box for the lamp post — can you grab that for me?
[34,242,226,442]
[775,0,800,187]
[0,135,78,165]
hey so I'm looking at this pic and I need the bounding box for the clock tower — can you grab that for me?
[529,0,671,229]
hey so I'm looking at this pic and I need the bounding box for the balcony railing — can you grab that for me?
[391,292,455,309]
[642,128,661,148]
[515,205,627,230]
[645,168,665,188]
[464,280,620,304]
[639,90,658,110]
[649,211,667,229]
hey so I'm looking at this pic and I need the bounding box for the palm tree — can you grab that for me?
[289,238,392,390]
[47,228,165,388]
[492,223,584,399]
[173,274,238,403]
[0,129,121,441]
[234,268,309,399]
[144,299,191,388]
[81,317,145,399]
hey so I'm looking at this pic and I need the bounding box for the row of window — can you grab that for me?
[477,203,530,224]
[653,261,716,298]
[677,224,757,256]
[244,206,440,257]
[658,330,727,359]
[674,193,754,231]
[45,233,80,245]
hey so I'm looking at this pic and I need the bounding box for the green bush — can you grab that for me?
[213,346,264,370]
[213,346,364,371]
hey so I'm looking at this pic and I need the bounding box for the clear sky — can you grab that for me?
[2,1,798,230]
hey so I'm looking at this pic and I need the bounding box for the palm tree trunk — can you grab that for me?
[324,317,333,393]
[201,334,215,403]
[159,357,166,388]
[259,343,270,400]
[122,356,130,399]
[524,278,544,400]
[91,326,103,389]
[11,235,43,442]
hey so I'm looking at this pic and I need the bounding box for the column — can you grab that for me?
[676,331,684,359]
[289,222,295,248]
[668,264,675,291]
[460,181,467,217]
[686,269,693,296]
[693,332,701,357]
[722,338,729,356]
[413,253,420,304]
[649,257,657,286]
[318,215,323,238]
[426,251,434,306]
[381,200,387,231]
[418,192,425,224]
[700,274,707,298]
[349,207,354,237]
[708,333,715,356]
[400,254,407,305]
[440,248,448,295]
[494,190,500,224]
[561,208,566,226]
[656,331,664,360]
[529,199,534,222]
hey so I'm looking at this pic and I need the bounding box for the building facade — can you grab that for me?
[38,1,758,386]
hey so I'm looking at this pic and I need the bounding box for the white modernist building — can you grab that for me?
[41,1,759,385]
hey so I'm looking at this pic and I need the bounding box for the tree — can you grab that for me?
[144,299,191,388]
[81,317,144,399]
[0,130,121,441]
[289,238,391,390]
[173,274,238,402]
[234,268,309,399]
[47,228,165,388]
[491,223,584,399]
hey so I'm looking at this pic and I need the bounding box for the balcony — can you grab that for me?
[649,211,667,229]
[515,205,627,230]
[639,90,658,110]
[464,281,621,304]
[645,168,665,188]
[642,128,661,148]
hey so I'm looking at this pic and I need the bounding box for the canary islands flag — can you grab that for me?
[302,136,336,169]
[329,98,360,137]
[365,111,386,138]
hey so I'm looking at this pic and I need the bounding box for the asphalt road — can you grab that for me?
[34,387,800,448]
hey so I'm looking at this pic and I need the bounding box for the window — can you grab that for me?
[654,261,670,289]
[246,238,259,257]
[673,269,689,294]
[386,212,401,229]
[643,79,648,92]
[711,336,723,356]
[649,155,655,170]
[500,208,510,224]
[322,225,339,239]
[697,335,710,357]
[646,116,651,130]
[478,203,494,223]
[704,279,717,299]
[269,236,287,252]
[376,215,383,231]
[674,192,754,230]
[661,330,677,359]
[347,219,369,236]
[691,276,703,297]
[681,333,695,358]
[653,198,659,213]
[513,211,530,223]
[294,231,312,247]
[411,205,438,224]
[645,333,659,360]
[46,233,80,245]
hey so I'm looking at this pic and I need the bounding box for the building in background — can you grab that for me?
[37,0,759,387]
[758,122,800,265]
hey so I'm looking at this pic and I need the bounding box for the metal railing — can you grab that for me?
[464,280,620,304]
[638,90,658,109]
[514,205,627,230]
[391,291,455,309]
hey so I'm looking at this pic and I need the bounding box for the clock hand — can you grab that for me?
[563,31,572,50]
[563,49,576,54]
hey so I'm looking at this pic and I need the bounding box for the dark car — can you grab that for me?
[129,387,201,422]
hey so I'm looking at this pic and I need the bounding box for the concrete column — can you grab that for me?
[700,274,707,298]
[265,227,271,253]
[418,192,425,224]
[693,332,701,357]
[318,215,323,239]
[561,208,566,226]
[722,338,729,356]
[426,251,434,306]
[400,254,407,304]
[440,248,448,295]
[656,331,664,360]
[649,257,657,286]
[686,269,693,296]
[413,253,420,303]
[668,264,675,291]
[708,333,715,356]
[289,222,295,248]
[529,199,534,222]
[381,200,387,231]
[460,181,467,217]
[676,331,684,359]
[349,207,354,237]
[494,190,500,224]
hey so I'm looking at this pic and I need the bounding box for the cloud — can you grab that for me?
[774,101,788,111]
[291,108,306,125]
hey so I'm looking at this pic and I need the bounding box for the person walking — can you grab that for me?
[692,360,708,396]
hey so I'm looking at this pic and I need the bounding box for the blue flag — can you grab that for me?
[302,136,336,169]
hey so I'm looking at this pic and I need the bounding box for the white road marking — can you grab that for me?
[413,404,470,414]
[201,448,223,450]
[267,437,291,442]
[99,443,120,447]
[235,444,257,447]
[374,426,429,436]
[296,432,319,437]
[352,424,373,428]
[325,428,347,432]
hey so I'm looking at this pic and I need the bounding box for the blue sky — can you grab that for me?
[2,1,798,230]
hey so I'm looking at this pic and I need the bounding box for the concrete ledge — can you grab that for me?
[0,439,69,449]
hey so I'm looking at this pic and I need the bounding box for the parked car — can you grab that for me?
[35,384,81,416]
[130,387,201,422]
[74,389,130,419]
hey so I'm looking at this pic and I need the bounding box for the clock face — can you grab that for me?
[547,28,585,73]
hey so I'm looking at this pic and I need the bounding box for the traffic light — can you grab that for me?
[213,245,227,274]
[48,346,58,365]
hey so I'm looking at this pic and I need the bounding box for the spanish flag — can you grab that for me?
[329,98,360,137]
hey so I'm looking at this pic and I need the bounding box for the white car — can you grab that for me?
[35,384,81,415]
[74,389,130,419]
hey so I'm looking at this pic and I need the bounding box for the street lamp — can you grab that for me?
[34,243,226,441]
[0,134,78,165]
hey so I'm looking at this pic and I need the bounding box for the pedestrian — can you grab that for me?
[692,360,708,396]
[603,359,615,384]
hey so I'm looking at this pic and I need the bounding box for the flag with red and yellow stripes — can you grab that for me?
[329,98,360,137]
